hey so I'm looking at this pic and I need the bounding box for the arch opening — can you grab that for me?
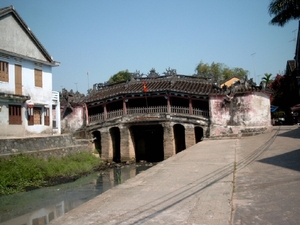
[173,124,186,153]
[110,127,121,163]
[195,126,204,143]
[131,125,164,162]
[92,130,101,155]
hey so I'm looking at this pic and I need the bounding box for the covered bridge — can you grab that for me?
[73,72,272,163]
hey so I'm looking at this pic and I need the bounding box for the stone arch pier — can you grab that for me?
[92,122,206,163]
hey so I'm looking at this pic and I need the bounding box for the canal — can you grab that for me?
[0,163,154,225]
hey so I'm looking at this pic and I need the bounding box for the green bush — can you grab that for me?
[0,152,103,195]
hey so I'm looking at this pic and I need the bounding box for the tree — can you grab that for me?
[262,73,273,87]
[268,0,300,26]
[194,61,248,84]
[269,74,300,123]
[195,61,210,76]
[108,70,132,83]
[232,68,248,79]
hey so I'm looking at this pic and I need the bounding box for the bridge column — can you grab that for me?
[185,124,195,148]
[163,122,175,159]
[100,127,113,162]
[119,125,135,162]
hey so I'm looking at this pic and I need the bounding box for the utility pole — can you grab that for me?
[256,75,261,84]
[75,83,78,92]
[87,72,90,90]
[289,29,297,45]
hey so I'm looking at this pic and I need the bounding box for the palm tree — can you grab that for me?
[269,0,300,26]
[262,73,273,87]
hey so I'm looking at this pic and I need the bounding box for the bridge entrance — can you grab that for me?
[131,125,164,162]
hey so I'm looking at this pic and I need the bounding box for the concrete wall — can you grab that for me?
[209,92,272,137]
[0,134,93,159]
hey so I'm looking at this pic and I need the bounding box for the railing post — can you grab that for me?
[166,96,171,113]
[103,104,107,120]
[189,98,193,115]
[123,99,127,115]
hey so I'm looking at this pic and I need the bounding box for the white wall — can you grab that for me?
[0,55,54,136]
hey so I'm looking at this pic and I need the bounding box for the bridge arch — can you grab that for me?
[109,127,121,163]
[194,126,204,143]
[173,124,186,153]
[130,124,164,162]
[92,130,101,155]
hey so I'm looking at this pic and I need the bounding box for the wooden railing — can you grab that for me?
[89,106,209,123]
[106,109,123,119]
[127,106,168,114]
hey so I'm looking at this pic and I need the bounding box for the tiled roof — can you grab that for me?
[81,74,271,105]
[85,76,228,103]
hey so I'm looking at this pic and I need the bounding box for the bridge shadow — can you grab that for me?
[258,148,300,172]
[111,130,279,225]
[276,126,300,139]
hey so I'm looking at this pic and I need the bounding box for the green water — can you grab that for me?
[0,163,153,225]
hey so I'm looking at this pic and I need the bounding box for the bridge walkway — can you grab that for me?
[50,126,300,225]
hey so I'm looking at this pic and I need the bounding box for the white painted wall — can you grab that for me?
[0,14,47,61]
[0,55,54,136]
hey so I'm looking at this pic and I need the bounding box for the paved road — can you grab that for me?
[233,126,300,225]
[50,126,300,225]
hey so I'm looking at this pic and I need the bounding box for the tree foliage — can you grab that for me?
[269,74,300,122]
[108,70,132,83]
[262,73,273,87]
[194,61,248,84]
[268,0,300,26]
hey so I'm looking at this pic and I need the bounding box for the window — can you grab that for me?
[0,61,8,82]
[34,69,42,87]
[9,105,22,125]
[44,107,50,126]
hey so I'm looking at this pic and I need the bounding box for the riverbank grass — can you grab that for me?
[0,152,103,196]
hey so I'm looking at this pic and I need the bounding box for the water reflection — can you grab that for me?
[0,163,153,225]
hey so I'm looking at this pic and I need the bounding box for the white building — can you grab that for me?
[0,6,61,137]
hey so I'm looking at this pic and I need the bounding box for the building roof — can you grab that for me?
[0,5,59,66]
[220,76,240,88]
[85,75,266,104]
[286,60,296,75]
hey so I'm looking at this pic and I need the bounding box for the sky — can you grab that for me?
[1,0,299,94]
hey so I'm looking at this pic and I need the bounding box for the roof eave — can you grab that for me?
[0,49,60,67]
